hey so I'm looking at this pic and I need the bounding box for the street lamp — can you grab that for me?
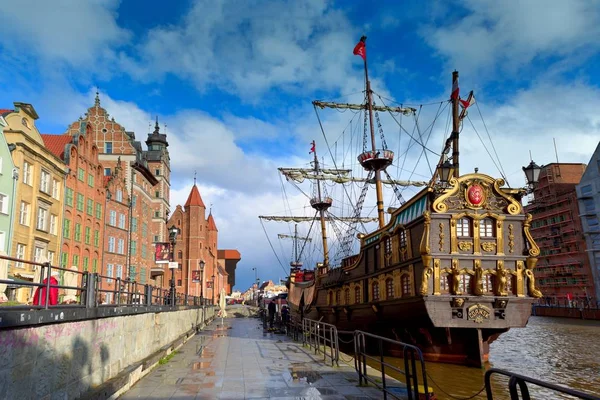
[439,160,453,183]
[211,274,216,305]
[252,267,258,304]
[168,225,180,305]
[522,160,542,187]
[199,259,205,305]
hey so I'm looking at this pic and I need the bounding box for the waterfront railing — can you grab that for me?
[301,318,339,367]
[485,368,599,400]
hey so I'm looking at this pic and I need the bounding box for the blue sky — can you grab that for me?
[2,0,600,290]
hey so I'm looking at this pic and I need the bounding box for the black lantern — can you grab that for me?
[440,160,453,183]
[168,225,179,242]
[522,161,541,186]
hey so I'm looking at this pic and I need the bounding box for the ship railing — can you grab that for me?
[484,368,599,400]
[354,330,430,400]
[302,318,339,367]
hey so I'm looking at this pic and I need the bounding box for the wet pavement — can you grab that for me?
[119,317,391,399]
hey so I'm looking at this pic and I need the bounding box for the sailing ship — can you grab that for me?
[260,36,542,367]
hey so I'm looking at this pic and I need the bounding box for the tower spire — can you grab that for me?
[194,170,197,186]
[94,88,100,107]
[154,116,160,133]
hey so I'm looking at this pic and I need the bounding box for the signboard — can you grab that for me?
[155,242,171,264]
[192,270,201,283]
[207,281,213,289]
[168,262,178,269]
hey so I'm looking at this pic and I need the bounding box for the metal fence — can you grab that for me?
[0,255,212,327]
[485,368,599,400]
[354,330,430,400]
[301,318,339,367]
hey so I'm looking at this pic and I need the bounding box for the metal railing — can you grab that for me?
[0,255,213,327]
[301,318,339,367]
[485,368,599,400]
[354,330,430,400]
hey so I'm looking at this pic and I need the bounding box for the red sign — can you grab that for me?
[192,270,201,283]
[155,242,171,264]
[467,184,484,206]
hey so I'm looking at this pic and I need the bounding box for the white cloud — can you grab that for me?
[0,0,129,67]
[423,0,600,75]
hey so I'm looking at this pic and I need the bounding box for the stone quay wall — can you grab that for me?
[0,306,215,399]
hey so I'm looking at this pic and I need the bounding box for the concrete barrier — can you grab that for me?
[0,306,215,399]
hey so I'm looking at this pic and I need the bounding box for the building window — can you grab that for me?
[141,244,147,258]
[177,279,182,286]
[178,250,182,259]
[155,191,160,198]
[76,194,84,211]
[60,253,67,268]
[52,179,60,199]
[386,278,394,299]
[118,214,125,229]
[109,210,116,226]
[86,199,93,216]
[107,264,114,278]
[480,218,495,238]
[63,219,71,238]
[0,194,8,214]
[77,168,85,182]
[131,217,138,232]
[154,211,160,218]
[85,227,91,244]
[83,257,89,272]
[36,207,48,231]
[15,244,26,268]
[40,170,50,193]
[345,288,350,304]
[456,218,471,237]
[47,251,55,265]
[96,203,102,219]
[34,246,45,263]
[74,223,81,242]
[581,184,593,196]
[66,188,74,207]
[354,286,361,303]
[19,201,29,226]
[49,214,57,235]
[372,281,380,301]
[108,237,115,252]
[92,259,98,273]
[131,240,137,256]
[22,161,32,185]
[154,235,159,242]
[116,265,123,279]
[131,196,137,207]
[140,267,146,284]
[104,168,111,176]
[72,254,79,267]
[118,239,124,254]
[116,189,123,202]
[105,142,113,154]
[155,169,160,176]
[129,266,137,281]
[88,173,94,187]
[401,275,411,296]
[94,230,99,247]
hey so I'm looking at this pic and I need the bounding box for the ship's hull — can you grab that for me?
[300,294,534,367]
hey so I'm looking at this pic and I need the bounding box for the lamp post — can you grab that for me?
[522,160,542,188]
[199,259,205,305]
[211,274,216,305]
[256,277,260,307]
[439,160,453,183]
[252,267,257,304]
[168,225,180,305]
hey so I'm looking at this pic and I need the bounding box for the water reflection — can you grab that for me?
[383,317,600,400]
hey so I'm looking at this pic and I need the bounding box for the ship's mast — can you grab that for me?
[451,71,460,177]
[310,140,332,268]
[278,224,311,270]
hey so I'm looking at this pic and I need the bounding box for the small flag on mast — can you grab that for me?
[451,78,459,100]
[353,36,367,60]
[309,141,316,154]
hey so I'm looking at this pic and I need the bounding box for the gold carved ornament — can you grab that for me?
[467,304,491,323]
[494,261,509,296]
[443,259,466,295]
[438,223,444,251]
[508,224,515,253]
[471,259,484,296]
[419,211,433,296]
[523,214,540,257]
[481,242,496,252]
[458,241,473,251]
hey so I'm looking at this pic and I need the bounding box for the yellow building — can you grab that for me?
[3,103,67,303]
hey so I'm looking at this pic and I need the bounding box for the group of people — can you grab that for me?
[266,299,290,330]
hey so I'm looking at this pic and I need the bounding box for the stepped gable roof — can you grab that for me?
[184,184,206,207]
[41,134,72,160]
[207,212,218,231]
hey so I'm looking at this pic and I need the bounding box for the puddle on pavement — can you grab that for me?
[289,364,322,384]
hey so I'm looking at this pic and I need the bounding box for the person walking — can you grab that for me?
[268,300,276,329]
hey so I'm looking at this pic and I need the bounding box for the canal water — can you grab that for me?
[384,317,600,399]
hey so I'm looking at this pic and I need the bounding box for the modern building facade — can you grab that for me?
[525,163,596,306]
[3,103,68,302]
[576,142,600,305]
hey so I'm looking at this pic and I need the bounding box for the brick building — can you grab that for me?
[525,163,596,305]
[217,249,241,291]
[168,184,229,301]
[66,95,169,289]
[42,122,106,283]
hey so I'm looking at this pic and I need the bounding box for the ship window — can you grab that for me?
[456,218,471,237]
[480,218,495,238]
[372,281,380,301]
[354,286,361,304]
[328,291,333,305]
[483,274,493,293]
[336,290,341,305]
[384,237,392,257]
[345,289,350,305]
[399,230,407,248]
[386,278,394,299]
[440,274,449,292]
[507,275,513,294]
[459,274,471,294]
[401,275,411,296]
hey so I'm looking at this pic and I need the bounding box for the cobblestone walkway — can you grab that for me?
[119,317,390,399]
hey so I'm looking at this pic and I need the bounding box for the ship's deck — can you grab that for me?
[119,317,398,399]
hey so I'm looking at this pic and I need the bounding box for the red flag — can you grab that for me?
[309,141,316,154]
[459,92,475,109]
[353,36,367,60]
[451,78,459,100]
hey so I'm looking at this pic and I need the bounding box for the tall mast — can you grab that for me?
[451,71,460,177]
[310,141,331,268]
[278,224,311,270]
[362,36,386,229]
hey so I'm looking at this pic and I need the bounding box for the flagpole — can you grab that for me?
[362,36,386,229]
[451,71,460,177]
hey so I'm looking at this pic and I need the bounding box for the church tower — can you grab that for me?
[146,119,171,244]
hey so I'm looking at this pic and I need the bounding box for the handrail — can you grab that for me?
[354,330,430,400]
[302,318,339,366]
[484,368,600,400]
